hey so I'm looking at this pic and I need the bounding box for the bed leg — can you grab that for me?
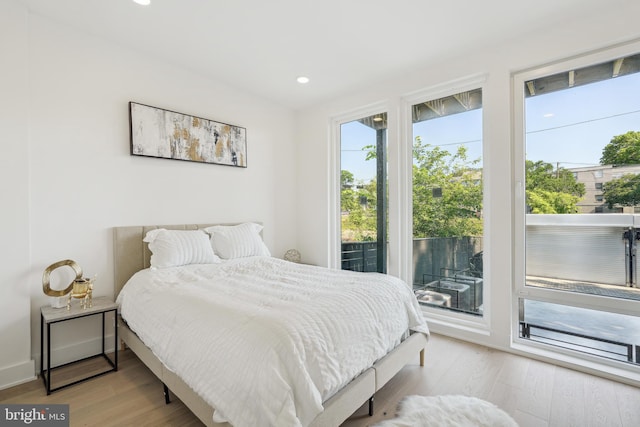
[163,383,171,404]
[420,348,425,366]
[368,396,374,416]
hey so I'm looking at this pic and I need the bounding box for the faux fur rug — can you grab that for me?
[373,395,518,427]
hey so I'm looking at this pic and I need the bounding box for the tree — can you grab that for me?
[525,160,585,214]
[340,172,378,241]
[341,141,586,242]
[341,170,355,189]
[412,137,483,238]
[340,170,360,213]
[602,173,640,209]
[600,131,640,165]
[525,160,585,195]
[527,189,582,214]
[344,137,483,240]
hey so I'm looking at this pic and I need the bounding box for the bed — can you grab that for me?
[113,223,429,427]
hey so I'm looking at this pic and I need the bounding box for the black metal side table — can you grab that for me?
[40,296,118,394]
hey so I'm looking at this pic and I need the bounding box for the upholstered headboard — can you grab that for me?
[113,223,243,297]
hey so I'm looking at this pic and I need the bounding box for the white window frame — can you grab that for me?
[328,101,396,272]
[512,40,640,373]
[401,74,490,331]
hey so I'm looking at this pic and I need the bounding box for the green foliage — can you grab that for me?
[525,160,585,196]
[602,173,640,208]
[527,190,581,214]
[340,187,359,213]
[600,131,640,165]
[340,176,378,242]
[412,137,482,238]
[341,170,355,188]
[343,137,482,240]
[525,160,585,214]
[341,139,587,242]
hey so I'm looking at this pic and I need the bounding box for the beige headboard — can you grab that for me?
[113,223,225,297]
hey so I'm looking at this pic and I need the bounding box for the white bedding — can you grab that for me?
[117,256,429,427]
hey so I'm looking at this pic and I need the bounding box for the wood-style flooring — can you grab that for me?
[1,333,639,426]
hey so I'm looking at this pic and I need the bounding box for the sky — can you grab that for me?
[341,72,640,183]
[525,72,640,168]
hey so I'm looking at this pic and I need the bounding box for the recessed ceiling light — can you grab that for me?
[296,76,310,84]
[133,0,151,5]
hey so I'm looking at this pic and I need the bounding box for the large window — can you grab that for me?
[515,50,640,365]
[410,88,484,316]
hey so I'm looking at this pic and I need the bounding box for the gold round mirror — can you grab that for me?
[42,259,83,297]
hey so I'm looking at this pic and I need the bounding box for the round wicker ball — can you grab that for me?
[284,249,301,263]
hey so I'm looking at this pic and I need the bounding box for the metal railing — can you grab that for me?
[520,321,639,364]
[341,242,378,272]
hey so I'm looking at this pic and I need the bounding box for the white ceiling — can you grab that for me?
[22,0,620,110]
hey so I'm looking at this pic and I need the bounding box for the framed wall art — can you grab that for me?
[129,102,247,167]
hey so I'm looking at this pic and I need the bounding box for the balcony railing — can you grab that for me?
[341,242,378,272]
[520,321,639,364]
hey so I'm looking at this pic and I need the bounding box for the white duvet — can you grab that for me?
[117,256,429,427]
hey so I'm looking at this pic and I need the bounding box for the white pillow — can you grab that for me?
[205,223,271,259]
[143,229,220,268]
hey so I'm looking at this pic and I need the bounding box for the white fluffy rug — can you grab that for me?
[373,395,518,427]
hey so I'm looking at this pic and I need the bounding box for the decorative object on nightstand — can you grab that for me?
[67,275,95,310]
[284,249,301,263]
[42,259,94,310]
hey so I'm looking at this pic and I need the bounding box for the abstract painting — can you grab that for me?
[129,102,247,167]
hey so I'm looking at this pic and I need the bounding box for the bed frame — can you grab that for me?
[113,224,428,426]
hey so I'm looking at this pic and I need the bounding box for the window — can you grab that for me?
[410,88,484,316]
[514,49,640,366]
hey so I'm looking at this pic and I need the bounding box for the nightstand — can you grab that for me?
[40,296,118,394]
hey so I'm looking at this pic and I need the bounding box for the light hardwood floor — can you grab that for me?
[1,333,639,426]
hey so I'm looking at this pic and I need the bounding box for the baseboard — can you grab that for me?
[0,359,36,391]
[33,333,117,374]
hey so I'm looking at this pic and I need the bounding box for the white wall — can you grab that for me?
[0,0,34,389]
[0,3,298,389]
[295,5,640,356]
